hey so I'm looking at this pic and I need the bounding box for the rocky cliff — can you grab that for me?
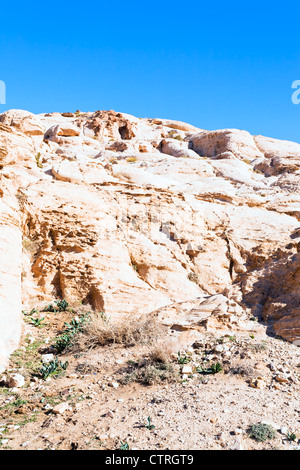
[0,108,299,371]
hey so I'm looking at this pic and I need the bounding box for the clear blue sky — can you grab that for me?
[1,1,300,142]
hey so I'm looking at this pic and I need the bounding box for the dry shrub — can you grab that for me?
[119,343,179,386]
[123,362,178,386]
[147,342,174,364]
[75,313,167,351]
[225,359,255,377]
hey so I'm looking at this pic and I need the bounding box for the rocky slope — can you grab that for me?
[0,108,300,372]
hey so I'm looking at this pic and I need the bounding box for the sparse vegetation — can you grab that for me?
[131,262,139,272]
[35,152,43,168]
[120,360,178,386]
[227,363,255,377]
[9,339,45,378]
[76,313,166,350]
[22,237,40,255]
[145,416,156,430]
[197,362,223,375]
[23,308,46,328]
[55,299,69,311]
[119,346,179,386]
[0,396,28,412]
[118,441,130,450]
[53,312,91,353]
[248,423,276,442]
[188,272,199,283]
[44,299,69,313]
[29,316,46,327]
[248,340,268,353]
[287,431,297,442]
[39,357,69,380]
[177,351,192,365]
[228,335,237,342]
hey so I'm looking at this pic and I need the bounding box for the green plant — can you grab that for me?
[53,313,90,353]
[287,431,297,442]
[23,308,39,316]
[188,272,198,283]
[177,351,192,365]
[99,310,110,324]
[11,397,28,408]
[197,362,223,375]
[55,300,69,311]
[0,396,28,411]
[54,333,74,353]
[9,340,45,377]
[35,153,43,168]
[39,358,69,380]
[23,309,46,327]
[132,262,139,272]
[145,416,155,430]
[119,441,130,450]
[44,303,57,312]
[63,314,90,335]
[44,299,69,313]
[248,423,276,442]
[30,316,46,327]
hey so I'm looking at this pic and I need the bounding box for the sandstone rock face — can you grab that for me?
[0,109,45,136]
[0,109,299,370]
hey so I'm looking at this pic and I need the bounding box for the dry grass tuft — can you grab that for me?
[147,343,174,364]
[119,343,179,386]
[75,313,167,351]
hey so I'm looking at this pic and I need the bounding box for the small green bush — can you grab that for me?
[44,299,69,313]
[53,313,90,353]
[39,358,69,380]
[248,423,276,442]
[197,362,223,374]
[177,351,192,364]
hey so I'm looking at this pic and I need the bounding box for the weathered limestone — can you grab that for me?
[0,108,299,369]
[0,187,22,372]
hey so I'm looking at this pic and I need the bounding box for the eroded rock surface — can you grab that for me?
[0,109,299,370]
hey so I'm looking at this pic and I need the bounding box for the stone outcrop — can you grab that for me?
[0,109,299,370]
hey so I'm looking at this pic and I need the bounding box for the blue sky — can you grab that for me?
[0,1,299,142]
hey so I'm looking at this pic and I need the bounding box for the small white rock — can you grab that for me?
[52,402,71,415]
[231,439,244,450]
[8,373,25,388]
[181,364,193,375]
[234,428,243,435]
[280,426,288,435]
[41,354,54,363]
